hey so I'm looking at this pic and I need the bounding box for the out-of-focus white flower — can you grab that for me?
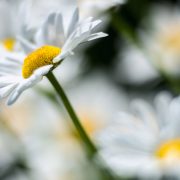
[0,118,27,180]
[78,0,126,18]
[67,72,128,137]
[0,89,36,136]
[0,0,27,52]
[98,92,180,179]
[22,73,128,180]
[0,8,107,105]
[19,90,102,180]
[114,43,159,85]
[141,5,180,78]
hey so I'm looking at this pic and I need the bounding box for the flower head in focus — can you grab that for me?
[98,92,180,179]
[0,8,107,105]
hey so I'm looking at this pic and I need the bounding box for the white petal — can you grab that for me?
[67,8,79,37]
[53,19,106,63]
[33,65,53,76]
[35,12,56,45]
[42,12,65,46]
[54,13,65,46]
[0,66,20,75]
[7,78,41,105]
[0,76,21,88]
[46,12,56,24]
[0,83,18,99]
[154,92,172,127]
[130,100,159,132]
[4,52,25,64]
[18,36,36,54]
[52,52,67,63]
[7,65,52,105]
[87,32,108,41]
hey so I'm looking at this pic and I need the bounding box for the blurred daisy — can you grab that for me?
[98,92,180,179]
[24,73,127,180]
[0,8,107,105]
[141,5,180,78]
[78,0,126,18]
[114,43,159,85]
[0,90,37,136]
[66,73,128,138]
[0,0,29,52]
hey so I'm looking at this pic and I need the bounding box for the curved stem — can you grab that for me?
[46,72,97,157]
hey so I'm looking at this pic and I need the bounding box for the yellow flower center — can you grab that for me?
[81,113,102,135]
[2,38,15,51]
[159,25,180,53]
[22,45,61,79]
[156,139,180,161]
[73,111,104,139]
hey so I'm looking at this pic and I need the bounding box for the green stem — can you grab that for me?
[46,72,97,157]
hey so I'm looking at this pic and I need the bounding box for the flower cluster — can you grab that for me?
[1,0,180,180]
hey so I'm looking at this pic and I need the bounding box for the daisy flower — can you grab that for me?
[98,92,180,179]
[141,5,180,78]
[0,0,31,52]
[0,8,107,105]
[114,43,159,85]
[0,0,22,52]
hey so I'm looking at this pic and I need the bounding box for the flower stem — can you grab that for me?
[46,72,97,157]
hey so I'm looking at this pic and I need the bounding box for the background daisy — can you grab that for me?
[98,92,180,179]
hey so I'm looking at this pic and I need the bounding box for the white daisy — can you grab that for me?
[0,8,107,105]
[114,43,159,85]
[0,0,27,52]
[97,92,180,179]
[0,0,35,54]
[141,5,180,78]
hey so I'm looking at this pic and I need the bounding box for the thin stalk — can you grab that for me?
[46,72,97,157]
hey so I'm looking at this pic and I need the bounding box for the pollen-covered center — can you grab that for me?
[155,139,180,162]
[22,45,61,78]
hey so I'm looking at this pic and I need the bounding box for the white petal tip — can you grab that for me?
[53,58,60,63]
[88,33,109,41]
[7,99,14,106]
[7,101,13,106]
[101,33,109,37]
[53,56,64,63]
[7,92,19,106]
